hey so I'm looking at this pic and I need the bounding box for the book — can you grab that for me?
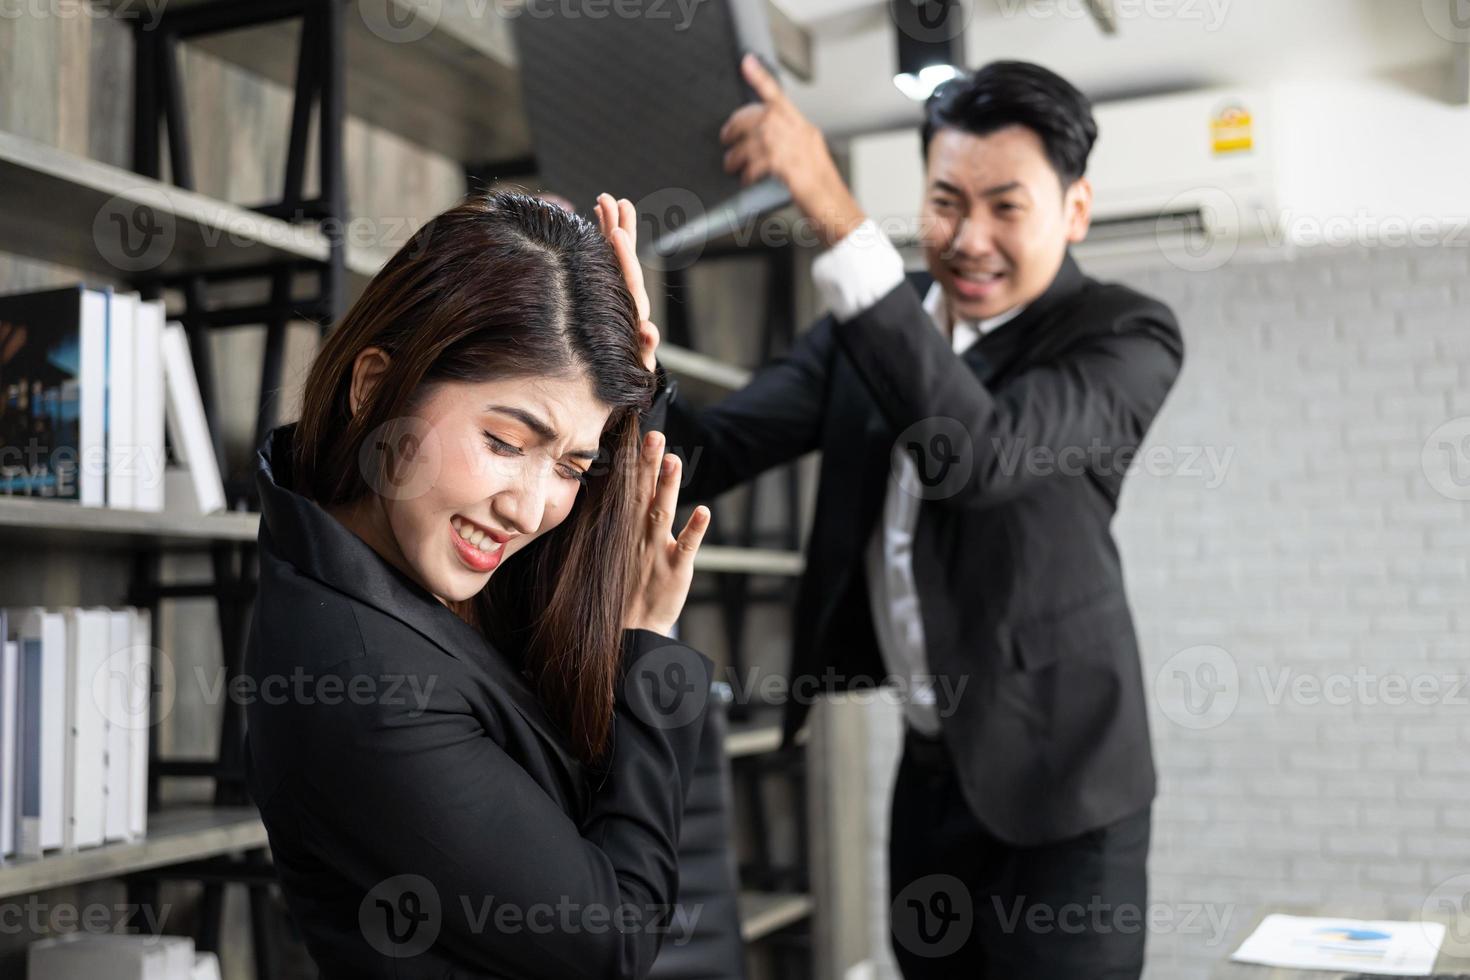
[13,614,43,858]
[16,608,69,851]
[28,932,196,980]
[64,607,109,850]
[161,323,225,515]
[103,608,132,843]
[2,606,149,856]
[127,607,151,840]
[513,0,790,261]
[135,298,167,512]
[0,284,109,505]
[0,625,16,858]
[105,290,139,510]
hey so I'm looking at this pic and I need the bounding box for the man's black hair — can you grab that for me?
[922,60,1098,187]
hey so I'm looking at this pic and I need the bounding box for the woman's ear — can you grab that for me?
[349,347,391,417]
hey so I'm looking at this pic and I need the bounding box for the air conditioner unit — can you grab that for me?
[1084,88,1276,256]
[849,87,1278,259]
[850,77,1470,266]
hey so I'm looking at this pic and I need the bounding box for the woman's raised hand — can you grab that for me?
[622,429,709,637]
[594,193,660,373]
[594,194,705,634]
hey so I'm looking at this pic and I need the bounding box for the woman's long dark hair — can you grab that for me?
[292,190,654,765]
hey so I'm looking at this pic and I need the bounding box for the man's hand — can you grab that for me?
[594,192,661,373]
[720,53,868,249]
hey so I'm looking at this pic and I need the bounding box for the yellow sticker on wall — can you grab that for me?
[1211,104,1253,155]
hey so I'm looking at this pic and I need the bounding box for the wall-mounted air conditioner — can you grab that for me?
[848,77,1470,267]
[849,87,1278,260]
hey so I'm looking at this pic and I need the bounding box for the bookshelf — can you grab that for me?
[0,127,755,396]
[117,0,812,166]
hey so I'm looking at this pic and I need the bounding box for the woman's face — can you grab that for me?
[342,350,613,605]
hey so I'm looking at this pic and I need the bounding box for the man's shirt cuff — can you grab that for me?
[810,218,907,322]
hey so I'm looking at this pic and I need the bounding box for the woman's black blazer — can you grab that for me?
[243,422,714,979]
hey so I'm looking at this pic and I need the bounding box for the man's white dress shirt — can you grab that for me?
[809,219,1024,736]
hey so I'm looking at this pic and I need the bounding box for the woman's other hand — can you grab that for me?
[594,193,660,373]
[623,430,708,636]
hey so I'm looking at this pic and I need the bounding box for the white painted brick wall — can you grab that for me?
[859,240,1470,980]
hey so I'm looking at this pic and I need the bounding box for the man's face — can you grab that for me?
[919,124,1092,322]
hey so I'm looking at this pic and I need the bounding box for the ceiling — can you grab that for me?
[772,0,1460,138]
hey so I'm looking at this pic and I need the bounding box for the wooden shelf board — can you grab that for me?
[0,130,329,281]
[738,890,814,942]
[0,806,267,900]
[0,497,258,549]
[724,722,807,758]
[0,500,804,575]
[695,545,804,576]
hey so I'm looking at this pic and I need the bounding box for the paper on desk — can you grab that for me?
[1230,914,1445,975]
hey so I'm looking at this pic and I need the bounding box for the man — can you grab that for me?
[642,57,1184,978]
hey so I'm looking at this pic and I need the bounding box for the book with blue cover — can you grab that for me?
[0,285,108,504]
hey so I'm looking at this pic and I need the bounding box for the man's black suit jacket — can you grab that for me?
[644,251,1184,846]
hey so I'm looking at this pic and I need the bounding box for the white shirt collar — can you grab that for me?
[922,282,1026,355]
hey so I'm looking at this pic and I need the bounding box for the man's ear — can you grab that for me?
[349,347,391,417]
[1064,176,1094,244]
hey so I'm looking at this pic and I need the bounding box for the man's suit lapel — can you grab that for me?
[906,251,1089,385]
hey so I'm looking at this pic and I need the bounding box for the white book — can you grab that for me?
[161,323,226,515]
[64,607,109,850]
[103,609,131,843]
[134,299,167,512]
[28,933,196,980]
[80,288,110,507]
[7,608,69,853]
[127,607,151,840]
[0,634,16,858]
[106,291,139,510]
[191,951,221,980]
[5,608,60,852]
[21,609,68,851]
[13,620,44,858]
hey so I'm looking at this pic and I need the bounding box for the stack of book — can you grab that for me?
[0,284,225,515]
[0,605,153,859]
[28,933,220,980]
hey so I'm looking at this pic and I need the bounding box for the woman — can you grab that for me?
[243,190,713,979]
